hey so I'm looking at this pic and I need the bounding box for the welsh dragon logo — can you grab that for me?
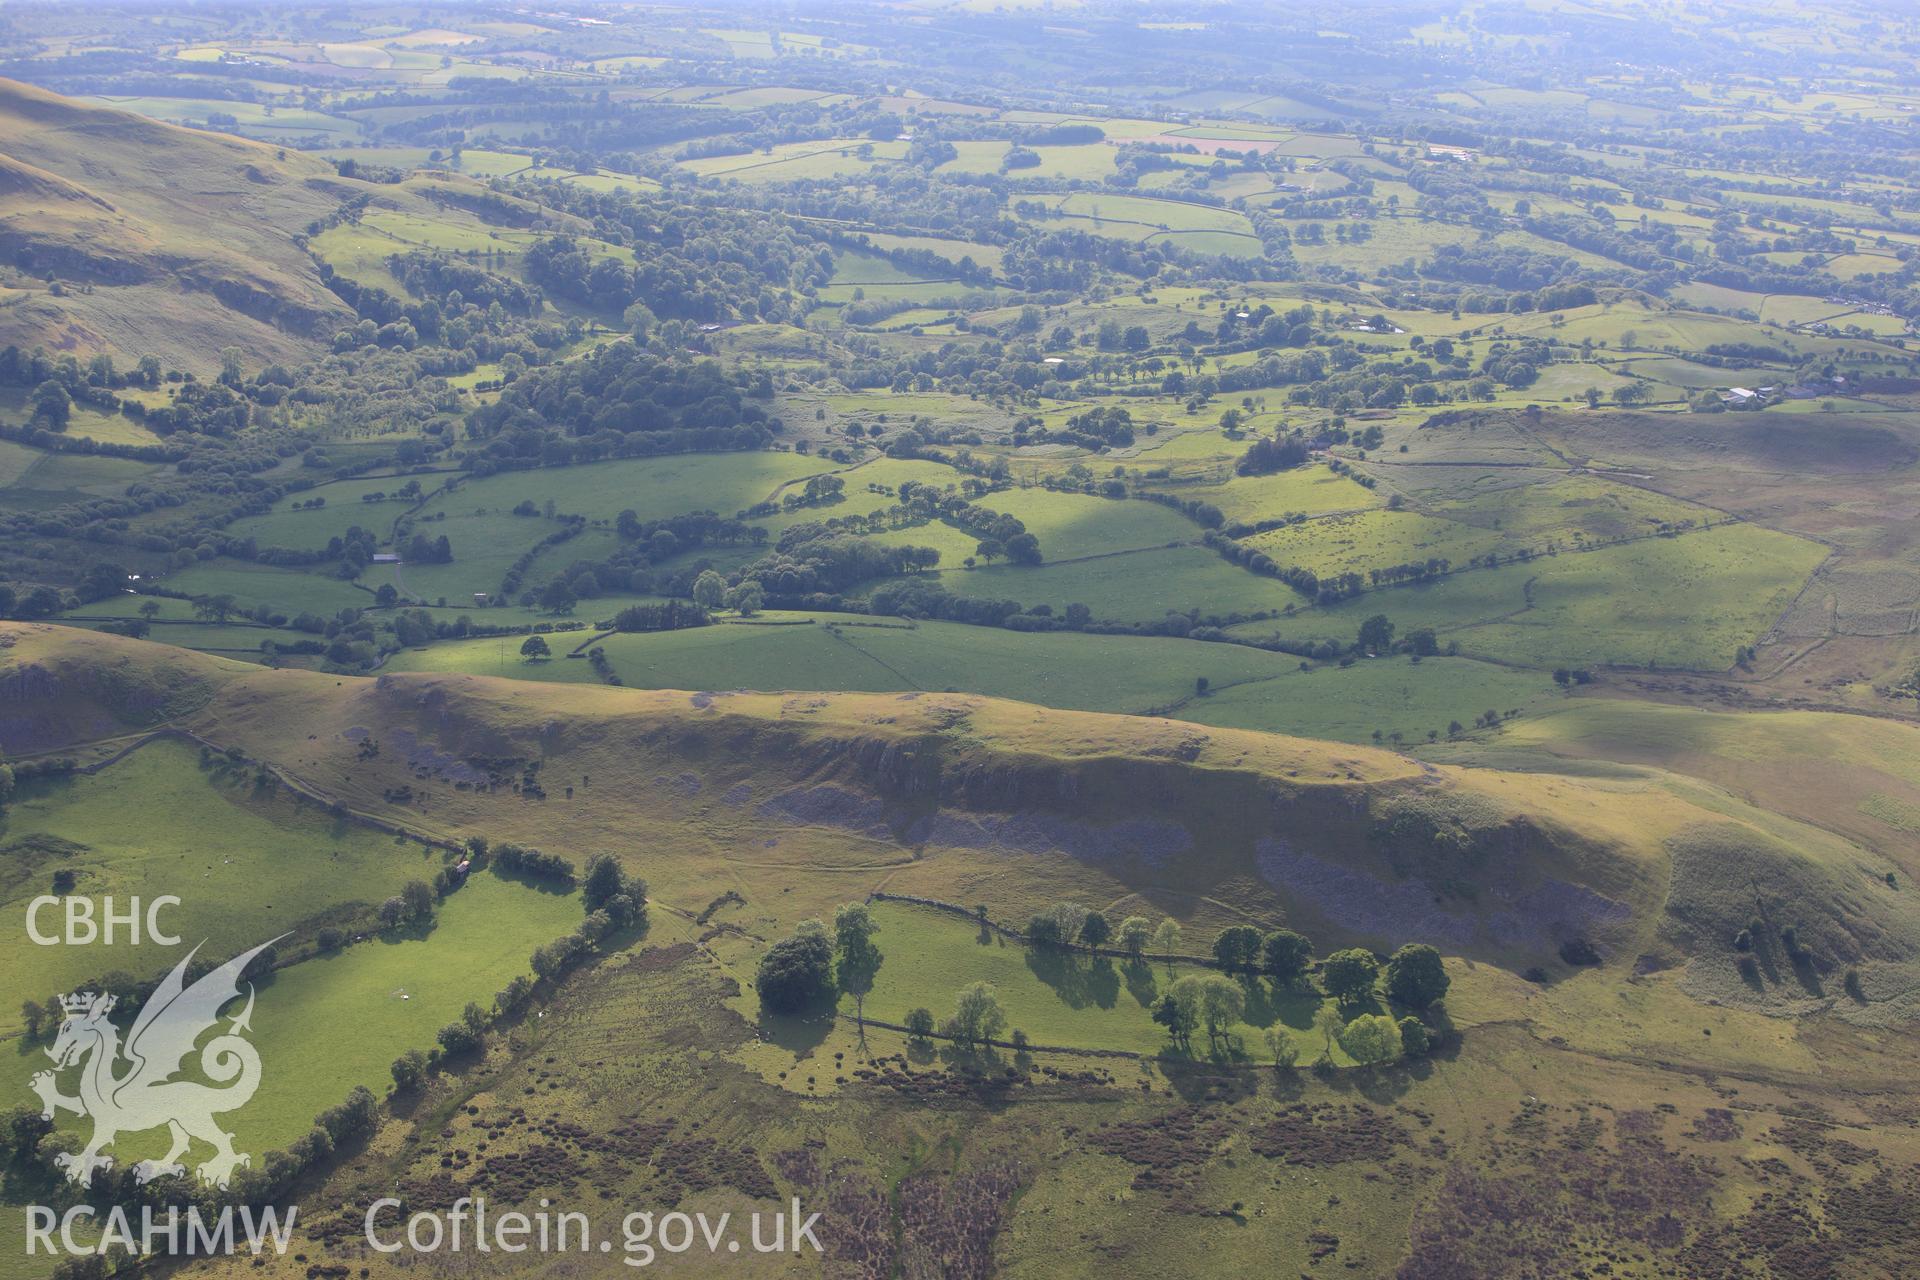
[31,937,284,1188]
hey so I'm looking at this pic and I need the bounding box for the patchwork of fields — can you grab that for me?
[121,416,1835,739]
[7,7,1920,1274]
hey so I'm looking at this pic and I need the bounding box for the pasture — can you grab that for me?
[0,387,162,448]
[68,622,288,654]
[851,902,1349,1064]
[388,613,1556,745]
[228,474,447,549]
[1235,523,1827,670]
[974,488,1198,559]
[3,868,579,1158]
[420,452,835,527]
[680,139,909,182]
[1242,509,1506,579]
[0,451,167,512]
[364,509,572,603]
[941,545,1292,622]
[1,738,449,1034]
[224,869,579,1150]
[1427,473,1713,544]
[1141,466,1382,523]
[157,560,373,616]
[1182,655,1559,745]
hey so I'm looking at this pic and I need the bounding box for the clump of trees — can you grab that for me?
[752,902,889,1024]
[612,600,710,632]
[1152,973,1245,1053]
[1338,1012,1402,1065]
[1263,930,1314,985]
[1236,433,1309,476]
[582,854,648,930]
[755,920,836,1015]
[377,879,436,928]
[490,842,577,886]
[1026,901,1090,948]
[1148,929,1449,1065]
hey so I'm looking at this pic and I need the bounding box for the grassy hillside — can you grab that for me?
[0,79,363,370]
[0,621,246,751]
[0,79,560,375]
[10,624,1911,1029]
[7,625,1920,1280]
[386,614,1561,746]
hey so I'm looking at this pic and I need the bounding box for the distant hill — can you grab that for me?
[0,79,363,373]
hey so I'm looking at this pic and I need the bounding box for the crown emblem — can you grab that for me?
[61,992,111,1016]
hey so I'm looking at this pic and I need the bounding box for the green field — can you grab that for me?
[1242,509,1507,578]
[364,509,572,602]
[228,474,448,549]
[387,614,1557,744]
[681,139,909,182]
[419,452,835,527]
[0,451,167,512]
[1143,466,1382,524]
[1234,522,1827,669]
[0,387,163,448]
[157,560,373,616]
[78,95,359,141]
[217,869,580,1150]
[69,621,288,653]
[974,488,1198,559]
[852,902,1352,1063]
[1428,474,1712,544]
[1,739,446,1034]
[1181,655,1559,744]
[754,457,967,538]
[938,545,1292,622]
[5,869,580,1157]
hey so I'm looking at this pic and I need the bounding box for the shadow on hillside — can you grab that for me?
[1242,978,1326,1031]
[1314,1060,1416,1106]
[1159,1059,1260,1104]
[1787,951,1825,997]
[370,914,442,946]
[758,1003,835,1057]
[938,1043,1005,1072]
[487,864,580,897]
[1026,948,1120,1010]
[1122,958,1160,1008]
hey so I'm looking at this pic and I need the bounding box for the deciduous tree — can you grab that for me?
[1338,1012,1401,1065]
[1212,925,1264,972]
[952,981,1006,1049]
[1384,943,1449,1010]
[1262,929,1314,986]
[1323,948,1380,1007]
[1151,918,1183,971]
[834,902,883,1032]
